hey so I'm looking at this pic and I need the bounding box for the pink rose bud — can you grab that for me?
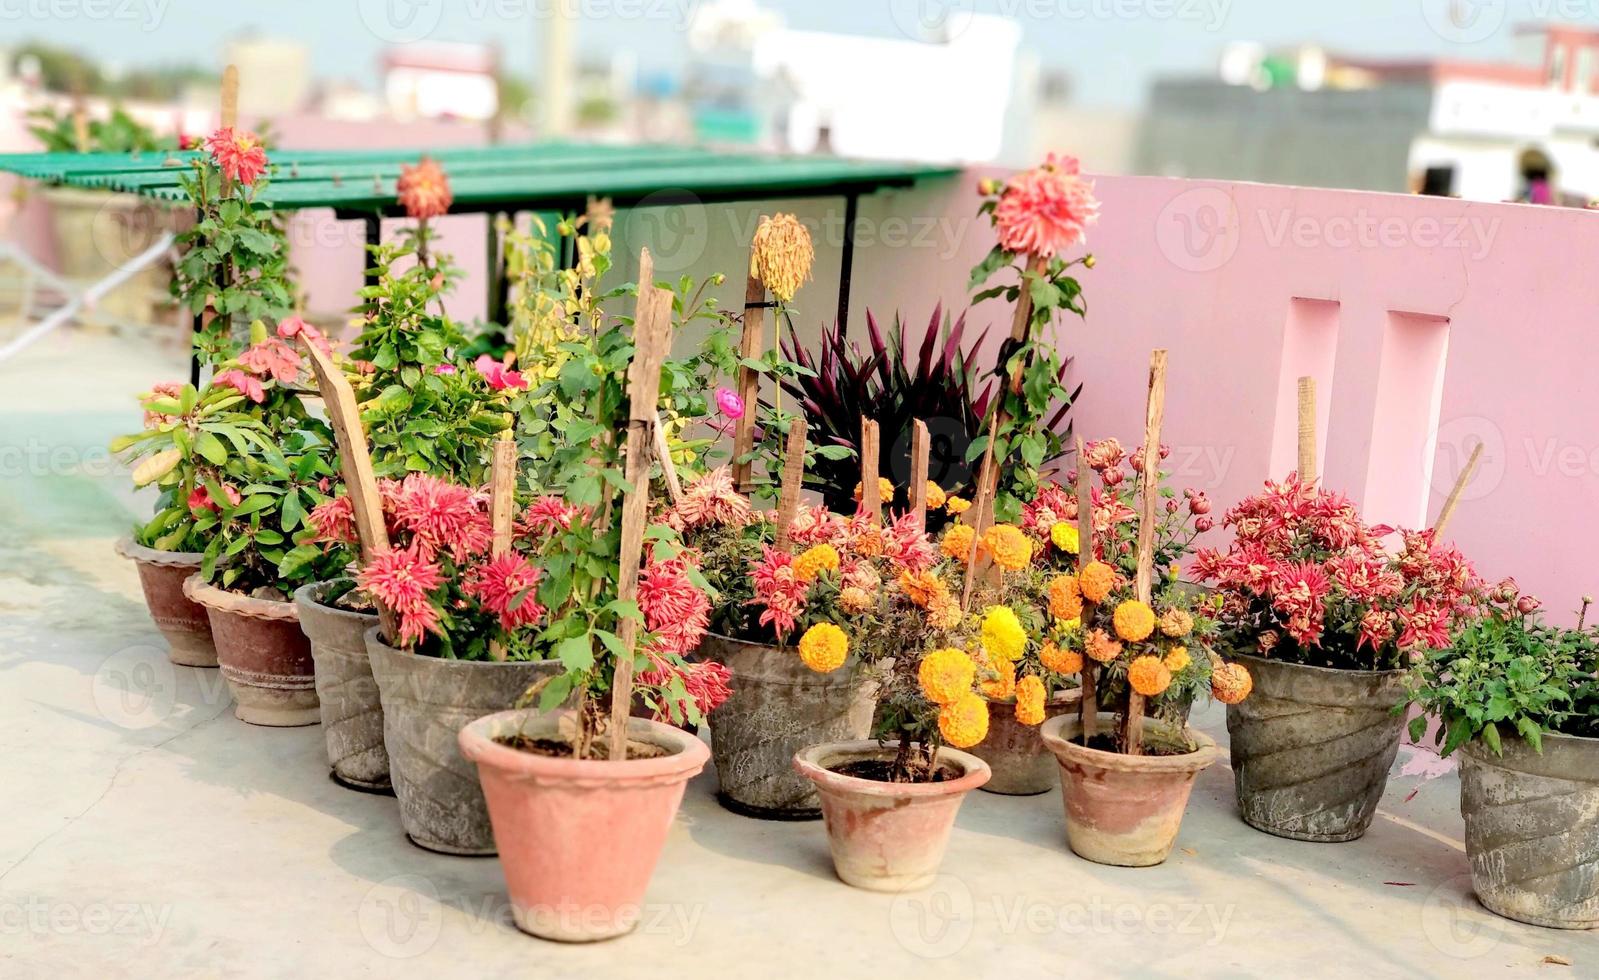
[1195,516,1215,533]
[1516,595,1542,615]
[715,386,745,420]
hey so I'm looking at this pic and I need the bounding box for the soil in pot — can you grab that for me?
[116,538,217,668]
[184,574,318,726]
[1040,715,1218,868]
[460,709,709,942]
[496,735,668,761]
[793,740,991,892]
[832,759,961,782]
[1226,652,1408,843]
[295,581,387,792]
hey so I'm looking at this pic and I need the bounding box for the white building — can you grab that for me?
[382,42,499,123]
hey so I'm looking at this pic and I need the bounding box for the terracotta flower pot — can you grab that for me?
[116,538,216,667]
[367,627,562,855]
[971,690,1083,796]
[183,575,318,726]
[793,740,991,891]
[699,633,876,820]
[1039,715,1218,867]
[294,581,387,792]
[459,709,710,942]
[1226,653,1408,842]
[1460,731,1599,930]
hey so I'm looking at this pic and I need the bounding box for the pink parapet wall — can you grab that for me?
[853,172,1599,620]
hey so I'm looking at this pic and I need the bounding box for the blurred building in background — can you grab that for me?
[382,42,499,122]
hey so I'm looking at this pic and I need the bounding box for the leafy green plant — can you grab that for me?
[1409,601,1599,756]
[28,104,172,153]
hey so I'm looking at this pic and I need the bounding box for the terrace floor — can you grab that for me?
[0,330,1590,978]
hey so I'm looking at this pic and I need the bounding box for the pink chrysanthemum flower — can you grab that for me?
[639,558,711,657]
[639,657,733,722]
[390,474,492,559]
[992,154,1099,258]
[357,543,444,631]
[516,496,579,539]
[307,496,357,545]
[883,511,938,574]
[205,127,268,186]
[397,156,453,220]
[748,546,807,638]
[213,369,265,403]
[468,552,545,630]
[238,338,302,385]
[670,467,752,531]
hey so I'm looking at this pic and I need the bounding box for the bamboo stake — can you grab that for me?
[909,419,930,531]
[860,417,882,523]
[220,64,239,129]
[1075,436,1097,743]
[731,253,766,493]
[299,337,398,645]
[608,249,676,760]
[1297,376,1317,484]
[1433,440,1483,540]
[1126,349,1169,757]
[774,417,807,553]
[651,412,683,506]
[487,431,517,661]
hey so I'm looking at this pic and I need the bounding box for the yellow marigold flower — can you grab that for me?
[1212,662,1254,705]
[1164,645,1192,673]
[1084,628,1122,664]
[941,523,981,564]
[981,605,1027,663]
[852,523,884,557]
[928,596,963,631]
[1159,607,1194,638]
[945,496,971,515]
[797,622,848,673]
[852,477,895,502]
[1050,522,1080,554]
[751,213,815,303]
[1014,674,1047,725]
[1113,600,1156,643]
[1128,656,1173,697]
[1048,575,1084,621]
[839,586,873,615]
[898,569,948,609]
[1040,640,1084,675]
[1078,560,1117,603]
[925,482,947,510]
[938,692,989,748]
[793,543,840,583]
[918,647,976,706]
[979,657,1015,700]
[982,524,1032,572]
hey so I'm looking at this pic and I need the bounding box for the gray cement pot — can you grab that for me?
[366,628,561,856]
[1226,653,1408,842]
[1460,731,1599,930]
[699,633,876,820]
[971,690,1082,796]
[294,581,386,793]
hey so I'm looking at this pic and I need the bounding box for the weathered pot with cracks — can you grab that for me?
[699,634,876,820]
[117,538,216,667]
[971,690,1082,796]
[1039,715,1218,867]
[184,575,318,726]
[1226,653,1408,842]
[1460,731,1599,930]
[366,627,561,856]
[295,581,386,792]
[793,740,990,891]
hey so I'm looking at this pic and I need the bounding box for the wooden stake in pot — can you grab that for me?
[860,417,882,523]
[487,431,517,662]
[1297,376,1317,484]
[607,250,676,760]
[909,419,930,530]
[774,417,807,553]
[1075,435,1098,743]
[1433,441,1483,540]
[731,252,767,494]
[1125,349,1168,758]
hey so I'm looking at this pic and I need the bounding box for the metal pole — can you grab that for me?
[363,214,382,291]
[837,192,859,331]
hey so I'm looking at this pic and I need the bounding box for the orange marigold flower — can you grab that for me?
[793,543,841,583]
[397,156,453,220]
[928,595,963,631]
[918,647,976,706]
[852,523,884,557]
[797,622,848,673]
[925,482,947,510]
[1128,655,1173,697]
[979,658,1016,700]
[941,523,981,564]
[1048,575,1083,621]
[1078,560,1117,603]
[1040,640,1084,675]
[945,496,971,515]
[938,692,989,748]
[1159,607,1194,638]
[1164,645,1192,673]
[852,476,895,503]
[981,523,1032,572]
[1212,662,1254,705]
[839,586,873,615]
[897,569,948,609]
[1084,628,1122,664]
[1014,674,1047,725]
[1113,600,1156,642]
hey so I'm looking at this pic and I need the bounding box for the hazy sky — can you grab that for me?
[10,0,1597,107]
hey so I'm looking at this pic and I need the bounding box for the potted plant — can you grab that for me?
[1409,591,1598,930]
[177,323,345,725]
[1193,474,1491,842]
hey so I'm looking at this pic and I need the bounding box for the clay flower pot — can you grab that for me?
[459,709,710,942]
[1460,731,1599,930]
[116,538,216,667]
[793,740,991,891]
[1039,715,1218,867]
[294,581,386,792]
[699,633,876,820]
[1226,653,1408,842]
[971,689,1082,796]
[183,575,319,726]
[366,627,563,855]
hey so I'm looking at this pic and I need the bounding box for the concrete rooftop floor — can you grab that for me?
[0,330,1591,978]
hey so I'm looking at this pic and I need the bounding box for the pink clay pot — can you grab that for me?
[184,574,319,727]
[459,709,709,943]
[792,740,991,892]
[116,538,217,667]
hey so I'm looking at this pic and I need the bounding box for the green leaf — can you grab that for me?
[195,431,228,466]
[555,636,595,672]
[1481,721,1502,755]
